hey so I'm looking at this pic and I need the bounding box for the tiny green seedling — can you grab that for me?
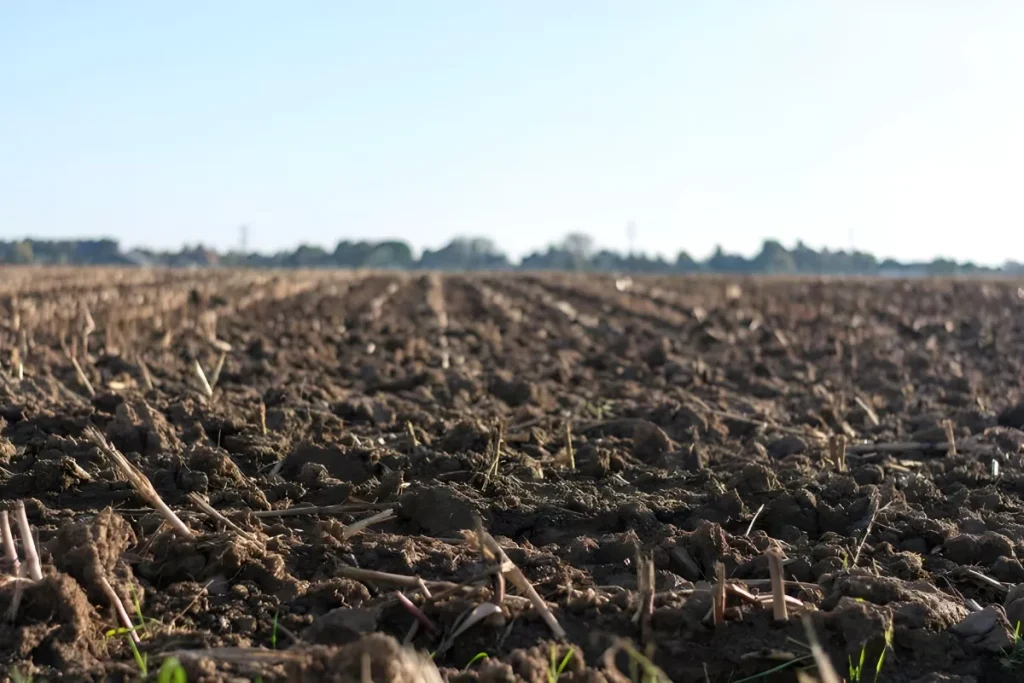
[1001,621,1024,670]
[848,646,867,682]
[102,585,151,677]
[547,645,575,683]
[158,656,188,683]
[271,611,280,650]
[849,622,893,682]
[876,621,894,677]
[10,668,33,683]
[127,635,149,677]
[621,642,670,683]
[129,582,150,637]
[464,652,489,670]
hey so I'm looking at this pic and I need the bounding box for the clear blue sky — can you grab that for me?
[2,2,1022,264]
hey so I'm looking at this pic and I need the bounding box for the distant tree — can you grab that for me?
[707,246,752,273]
[0,234,1013,275]
[754,240,796,273]
[11,240,33,264]
[418,236,510,270]
[364,240,414,269]
[74,239,122,264]
[791,241,822,273]
[675,251,699,272]
[289,244,329,268]
[562,233,595,269]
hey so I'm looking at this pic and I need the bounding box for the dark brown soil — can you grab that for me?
[2,268,1024,682]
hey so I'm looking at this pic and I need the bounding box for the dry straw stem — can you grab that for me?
[193,359,214,398]
[767,550,788,621]
[99,576,141,644]
[564,421,575,470]
[188,493,260,545]
[209,351,228,390]
[251,502,393,519]
[69,354,95,397]
[395,591,438,634]
[422,568,501,607]
[478,529,567,639]
[342,509,396,540]
[335,566,453,590]
[852,500,891,567]
[81,303,96,356]
[944,419,957,456]
[14,502,42,581]
[481,421,505,490]
[1,511,20,573]
[854,395,880,427]
[828,434,847,472]
[361,652,372,683]
[961,567,1009,597]
[744,504,765,537]
[209,338,233,354]
[802,615,842,683]
[633,553,655,642]
[137,355,155,390]
[712,563,727,627]
[84,427,195,539]
[10,348,22,382]
[846,441,956,455]
[258,401,267,436]
[5,564,28,622]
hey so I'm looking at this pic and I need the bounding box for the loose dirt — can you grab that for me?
[2,268,1024,682]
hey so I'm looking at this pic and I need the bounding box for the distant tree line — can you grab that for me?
[0,235,1018,276]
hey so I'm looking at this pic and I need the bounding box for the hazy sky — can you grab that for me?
[2,2,1023,264]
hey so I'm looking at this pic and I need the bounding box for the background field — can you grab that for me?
[2,269,1024,682]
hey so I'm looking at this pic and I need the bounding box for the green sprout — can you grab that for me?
[158,656,188,683]
[1001,620,1024,670]
[127,636,149,677]
[464,652,489,670]
[848,647,867,682]
[103,588,150,679]
[271,611,279,650]
[621,642,669,683]
[129,582,150,637]
[876,621,894,678]
[547,645,575,683]
[849,622,893,682]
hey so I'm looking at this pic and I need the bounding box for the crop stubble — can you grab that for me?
[1,268,1024,681]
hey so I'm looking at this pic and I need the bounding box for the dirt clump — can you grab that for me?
[285,634,443,683]
[0,573,104,676]
[47,507,138,605]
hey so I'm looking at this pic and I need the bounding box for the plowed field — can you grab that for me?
[3,268,1024,682]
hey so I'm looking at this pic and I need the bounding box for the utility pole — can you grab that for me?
[239,224,249,253]
[627,220,637,257]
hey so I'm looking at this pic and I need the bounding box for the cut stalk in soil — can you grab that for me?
[14,502,42,581]
[84,427,195,539]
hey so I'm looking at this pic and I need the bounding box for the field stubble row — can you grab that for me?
[1,269,1024,682]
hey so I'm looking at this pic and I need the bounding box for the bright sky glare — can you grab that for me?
[1,2,1023,264]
